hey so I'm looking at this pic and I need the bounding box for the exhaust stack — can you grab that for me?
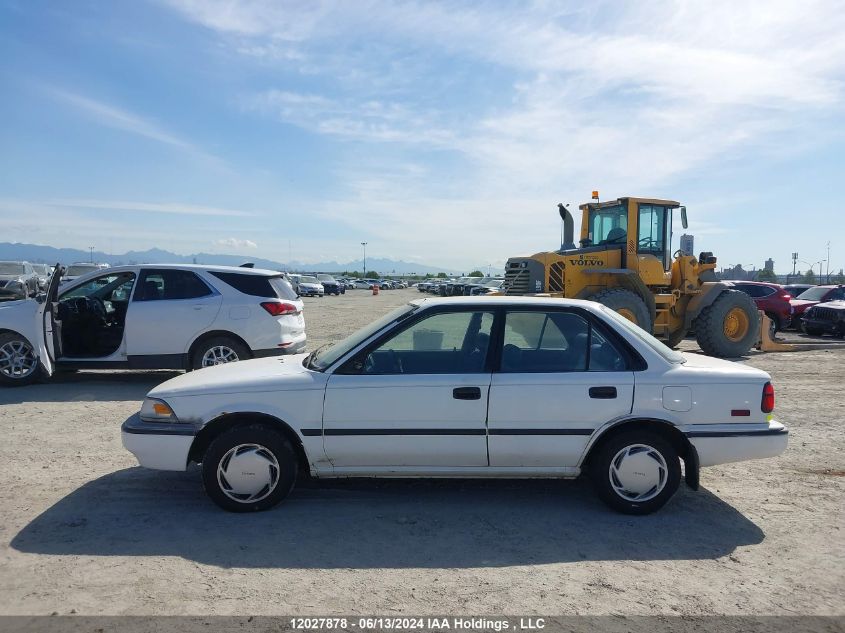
[558,203,576,250]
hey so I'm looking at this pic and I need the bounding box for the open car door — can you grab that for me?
[38,263,64,376]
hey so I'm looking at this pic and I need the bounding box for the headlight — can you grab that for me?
[139,397,179,423]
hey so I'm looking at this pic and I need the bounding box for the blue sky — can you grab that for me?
[1,0,843,274]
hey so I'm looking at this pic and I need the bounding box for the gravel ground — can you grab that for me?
[0,288,843,616]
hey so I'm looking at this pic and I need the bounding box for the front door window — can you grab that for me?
[351,310,494,375]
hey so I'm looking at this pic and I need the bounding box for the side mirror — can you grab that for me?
[680,206,688,229]
[34,292,46,304]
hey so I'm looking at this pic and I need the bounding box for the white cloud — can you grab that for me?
[153,1,845,268]
[244,90,455,146]
[42,87,224,165]
[17,198,258,218]
[214,237,258,249]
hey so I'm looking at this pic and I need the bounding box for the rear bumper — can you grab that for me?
[121,413,196,471]
[254,338,306,357]
[686,420,788,467]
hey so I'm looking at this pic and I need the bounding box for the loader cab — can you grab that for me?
[580,197,679,285]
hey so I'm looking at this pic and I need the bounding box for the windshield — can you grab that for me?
[301,275,319,284]
[306,303,419,371]
[796,287,829,301]
[600,305,685,364]
[588,203,627,245]
[67,265,98,276]
[0,263,24,275]
[317,274,336,282]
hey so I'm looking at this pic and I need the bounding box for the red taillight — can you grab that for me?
[261,301,298,316]
[782,293,792,300]
[761,382,775,413]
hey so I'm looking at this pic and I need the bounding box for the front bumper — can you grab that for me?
[802,316,844,335]
[686,420,788,467]
[121,413,196,471]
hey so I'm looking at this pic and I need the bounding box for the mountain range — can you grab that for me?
[0,242,466,275]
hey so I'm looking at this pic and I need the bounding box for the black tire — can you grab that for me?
[765,312,782,335]
[665,328,687,349]
[588,288,653,332]
[191,336,251,370]
[802,324,824,336]
[589,431,681,515]
[202,424,298,512]
[694,290,760,357]
[0,332,42,387]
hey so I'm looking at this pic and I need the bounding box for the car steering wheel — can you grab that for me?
[87,297,107,323]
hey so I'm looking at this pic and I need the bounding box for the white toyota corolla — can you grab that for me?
[122,297,787,515]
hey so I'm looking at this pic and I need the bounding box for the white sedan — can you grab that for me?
[122,297,787,515]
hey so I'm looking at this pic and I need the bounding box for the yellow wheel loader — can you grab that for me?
[503,195,760,357]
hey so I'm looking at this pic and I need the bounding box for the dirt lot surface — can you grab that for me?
[1,288,843,616]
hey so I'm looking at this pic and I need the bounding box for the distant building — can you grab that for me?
[679,234,694,256]
[764,258,774,272]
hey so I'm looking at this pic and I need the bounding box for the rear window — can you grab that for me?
[210,271,297,300]
[66,265,99,276]
[0,263,24,275]
[796,287,831,301]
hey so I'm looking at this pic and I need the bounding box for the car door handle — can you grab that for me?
[589,386,617,399]
[193,305,204,310]
[453,387,481,400]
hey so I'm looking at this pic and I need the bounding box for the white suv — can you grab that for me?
[0,264,306,386]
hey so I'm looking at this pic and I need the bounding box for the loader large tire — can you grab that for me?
[589,288,653,333]
[694,290,760,358]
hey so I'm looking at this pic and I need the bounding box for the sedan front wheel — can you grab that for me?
[202,424,298,512]
[589,431,681,515]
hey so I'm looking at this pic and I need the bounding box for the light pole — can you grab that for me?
[799,259,824,279]
[89,246,94,263]
[361,242,367,278]
[826,241,831,283]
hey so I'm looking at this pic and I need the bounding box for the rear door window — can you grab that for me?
[135,269,212,301]
[501,310,628,372]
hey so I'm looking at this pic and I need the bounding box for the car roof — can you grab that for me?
[724,280,781,287]
[410,296,600,309]
[72,263,281,276]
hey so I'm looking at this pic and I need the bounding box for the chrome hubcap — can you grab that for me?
[202,345,239,367]
[609,444,668,502]
[217,444,280,503]
[0,339,38,379]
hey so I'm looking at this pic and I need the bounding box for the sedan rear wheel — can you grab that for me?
[0,333,40,386]
[202,424,297,512]
[590,431,681,514]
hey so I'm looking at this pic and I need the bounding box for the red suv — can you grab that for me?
[727,281,793,332]
[790,285,845,325]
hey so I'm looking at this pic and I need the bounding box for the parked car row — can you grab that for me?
[0,261,44,300]
[418,276,504,296]
[284,274,412,295]
[725,280,845,337]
